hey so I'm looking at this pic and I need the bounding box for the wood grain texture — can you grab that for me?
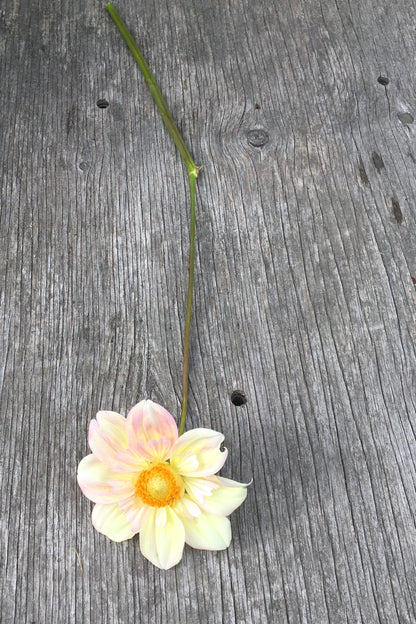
[2,0,416,622]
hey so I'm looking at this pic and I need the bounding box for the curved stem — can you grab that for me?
[106,4,200,433]
[106,3,200,178]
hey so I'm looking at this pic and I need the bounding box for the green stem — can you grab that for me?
[106,3,200,178]
[106,3,199,433]
[178,173,196,436]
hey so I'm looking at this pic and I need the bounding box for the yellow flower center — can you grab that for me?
[135,463,184,507]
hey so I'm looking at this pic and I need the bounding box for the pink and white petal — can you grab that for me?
[146,436,174,461]
[140,507,185,570]
[182,476,221,506]
[88,413,129,469]
[170,429,228,477]
[77,454,135,504]
[182,511,232,550]
[173,495,201,520]
[113,447,150,472]
[91,503,137,542]
[96,411,128,447]
[143,402,178,444]
[198,482,248,516]
[120,496,152,532]
[125,401,145,445]
[126,400,178,455]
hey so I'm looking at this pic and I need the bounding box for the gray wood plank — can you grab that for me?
[2,0,416,622]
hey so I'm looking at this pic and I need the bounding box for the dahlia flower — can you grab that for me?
[77,400,249,569]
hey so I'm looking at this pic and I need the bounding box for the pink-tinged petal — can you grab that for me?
[112,447,150,473]
[120,496,152,532]
[182,511,231,550]
[170,429,228,477]
[182,476,221,506]
[140,507,185,570]
[125,400,145,443]
[77,454,135,504]
[96,411,128,447]
[146,436,174,461]
[88,411,129,469]
[198,480,248,516]
[126,400,178,458]
[91,503,137,542]
[173,495,201,520]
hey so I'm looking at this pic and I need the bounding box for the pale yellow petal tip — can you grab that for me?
[218,475,253,488]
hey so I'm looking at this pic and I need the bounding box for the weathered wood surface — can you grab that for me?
[2,0,416,622]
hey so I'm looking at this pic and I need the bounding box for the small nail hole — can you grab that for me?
[231,390,247,406]
[97,99,109,109]
[397,111,414,125]
[377,76,389,86]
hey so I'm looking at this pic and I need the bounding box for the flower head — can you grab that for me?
[77,400,249,569]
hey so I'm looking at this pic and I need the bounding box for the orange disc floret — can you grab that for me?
[135,463,184,507]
